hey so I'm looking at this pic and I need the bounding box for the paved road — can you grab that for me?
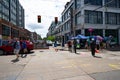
[0,47,120,80]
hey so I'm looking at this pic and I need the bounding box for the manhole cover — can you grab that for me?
[40,51,44,52]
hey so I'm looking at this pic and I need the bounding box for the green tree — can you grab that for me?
[47,36,55,42]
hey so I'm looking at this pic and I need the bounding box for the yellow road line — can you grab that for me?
[109,64,120,69]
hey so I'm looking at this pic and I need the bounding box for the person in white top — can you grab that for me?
[96,39,100,50]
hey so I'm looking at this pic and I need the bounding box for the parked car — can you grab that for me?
[25,40,34,52]
[0,40,34,55]
[0,40,13,55]
[109,39,117,47]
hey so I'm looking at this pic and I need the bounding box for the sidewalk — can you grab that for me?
[16,49,95,80]
[15,47,120,80]
[56,46,120,60]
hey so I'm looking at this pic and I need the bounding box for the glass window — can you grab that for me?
[75,12,81,25]
[0,13,1,18]
[68,20,70,30]
[3,0,9,7]
[117,14,120,24]
[0,3,2,12]
[75,0,81,9]
[11,28,19,37]
[85,10,103,24]
[105,0,120,8]
[2,25,10,36]
[105,12,120,25]
[84,0,102,6]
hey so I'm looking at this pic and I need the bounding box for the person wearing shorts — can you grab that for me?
[13,38,21,60]
[21,39,27,58]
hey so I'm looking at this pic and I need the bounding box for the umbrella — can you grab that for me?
[77,35,89,39]
[103,37,109,41]
[71,36,79,39]
[96,35,103,41]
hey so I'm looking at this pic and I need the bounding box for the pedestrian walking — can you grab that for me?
[73,39,77,53]
[21,39,27,58]
[96,39,100,50]
[67,40,72,52]
[54,41,58,52]
[90,38,96,57]
[13,38,21,60]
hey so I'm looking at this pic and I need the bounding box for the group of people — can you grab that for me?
[67,39,77,53]
[9,38,28,61]
[52,36,113,57]
[67,38,102,57]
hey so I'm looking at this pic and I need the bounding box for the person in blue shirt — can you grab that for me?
[13,38,21,60]
[54,41,58,52]
[21,39,27,58]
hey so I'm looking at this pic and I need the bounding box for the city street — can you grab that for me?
[0,47,120,80]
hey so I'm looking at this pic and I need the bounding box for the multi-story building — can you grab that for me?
[48,0,120,45]
[0,0,26,39]
[47,21,61,36]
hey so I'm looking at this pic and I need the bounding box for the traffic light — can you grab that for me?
[38,15,41,23]
[55,17,58,24]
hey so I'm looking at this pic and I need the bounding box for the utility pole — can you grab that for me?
[70,8,75,37]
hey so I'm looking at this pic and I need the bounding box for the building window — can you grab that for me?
[0,3,2,12]
[105,0,120,8]
[75,11,81,25]
[75,0,81,9]
[0,13,1,18]
[68,20,70,30]
[3,6,9,16]
[2,25,10,36]
[3,0,9,7]
[11,28,19,37]
[0,3,2,18]
[105,12,120,25]
[84,0,102,6]
[85,10,103,24]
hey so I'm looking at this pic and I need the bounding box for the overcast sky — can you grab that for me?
[19,0,70,38]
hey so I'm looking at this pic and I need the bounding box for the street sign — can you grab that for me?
[88,28,93,32]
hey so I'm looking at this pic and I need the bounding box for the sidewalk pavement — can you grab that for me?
[15,46,120,80]
[15,49,95,80]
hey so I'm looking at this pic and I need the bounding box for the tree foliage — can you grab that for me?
[47,36,55,42]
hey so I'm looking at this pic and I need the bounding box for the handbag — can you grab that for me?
[95,49,99,53]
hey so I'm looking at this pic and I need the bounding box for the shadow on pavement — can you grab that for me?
[75,53,80,55]
[11,59,19,63]
[1,51,35,56]
[94,56,102,58]
[28,51,34,54]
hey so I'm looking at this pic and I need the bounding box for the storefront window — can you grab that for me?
[2,25,10,36]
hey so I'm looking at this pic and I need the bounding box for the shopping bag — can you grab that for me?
[76,44,80,48]
[95,49,99,53]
